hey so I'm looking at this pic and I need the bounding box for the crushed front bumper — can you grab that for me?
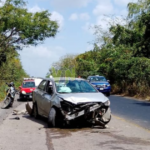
[64,104,101,120]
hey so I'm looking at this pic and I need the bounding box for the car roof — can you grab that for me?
[42,77,85,81]
[23,80,35,82]
[88,76,105,78]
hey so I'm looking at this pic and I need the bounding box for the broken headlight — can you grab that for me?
[60,100,74,113]
[104,100,110,106]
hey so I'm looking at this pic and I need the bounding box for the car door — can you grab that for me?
[42,80,54,117]
[35,80,47,116]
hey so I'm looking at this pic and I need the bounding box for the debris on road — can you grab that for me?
[14,117,20,120]
[9,116,20,120]
[13,109,28,115]
[12,102,33,115]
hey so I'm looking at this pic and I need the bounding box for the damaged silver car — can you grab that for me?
[32,77,111,127]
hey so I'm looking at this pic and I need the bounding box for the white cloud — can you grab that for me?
[90,0,130,35]
[114,0,138,6]
[86,44,94,51]
[28,7,64,30]
[50,11,64,30]
[96,16,113,30]
[51,0,92,9]
[96,15,128,31]
[69,13,90,21]
[82,22,95,34]
[93,0,114,16]
[120,9,128,16]
[69,13,78,21]
[19,45,66,77]
[83,14,128,36]
[28,5,43,13]
[80,13,90,21]
[0,0,5,7]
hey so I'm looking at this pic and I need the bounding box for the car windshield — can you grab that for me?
[22,82,35,88]
[55,79,97,93]
[90,76,107,82]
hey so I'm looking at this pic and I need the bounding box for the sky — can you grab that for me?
[1,0,138,77]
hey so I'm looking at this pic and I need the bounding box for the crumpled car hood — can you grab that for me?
[58,93,108,105]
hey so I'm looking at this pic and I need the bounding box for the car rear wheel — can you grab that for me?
[33,103,39,119]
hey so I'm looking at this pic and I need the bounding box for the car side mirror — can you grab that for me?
[107,80,110,82]
[19,86,21,89]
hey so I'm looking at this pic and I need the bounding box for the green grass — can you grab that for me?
[0,82,7,101]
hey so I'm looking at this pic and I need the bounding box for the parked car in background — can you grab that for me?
[19,78,36,100]
[87,75,111,96]
[32,77,111,128]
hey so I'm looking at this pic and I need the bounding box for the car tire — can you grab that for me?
[1,97,11,109]
[48,108,59,128]
[19,93,23,100]
[33,103,39,119]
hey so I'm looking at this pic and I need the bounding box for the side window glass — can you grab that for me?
[46,81,53,95]
[38,80,47,91]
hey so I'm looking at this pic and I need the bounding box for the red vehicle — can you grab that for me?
[19,78,36,100]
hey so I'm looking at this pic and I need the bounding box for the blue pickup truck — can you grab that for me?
[87,75,111,96]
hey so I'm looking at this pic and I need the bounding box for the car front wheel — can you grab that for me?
[48,108,59,128]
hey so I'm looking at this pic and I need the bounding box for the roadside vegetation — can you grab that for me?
[48,0,150,99]
[0,0,58,101]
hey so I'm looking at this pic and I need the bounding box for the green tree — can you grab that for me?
[46,54,77,77]
[127,0,150,57]
[0,0,58,51]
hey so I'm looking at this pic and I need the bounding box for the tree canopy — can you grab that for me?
[47,0,150,98]
[0,0,58,51]
[0,0,59,100]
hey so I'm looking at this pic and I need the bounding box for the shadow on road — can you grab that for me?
[22,115,48,128]
[134,102,150,106]
[21,114,106,130]
[17,98,32,102]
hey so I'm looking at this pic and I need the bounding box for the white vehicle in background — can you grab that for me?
[32,77,43,87]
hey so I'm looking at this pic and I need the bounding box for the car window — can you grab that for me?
[38,80,47,91]
[22,82,35,88]
[55,80,97,93]
[46,81,53,95]
[90,77,107,82]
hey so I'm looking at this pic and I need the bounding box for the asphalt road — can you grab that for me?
[109,95,150,130]
[0,94,150,150]
[0,94,23,125]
